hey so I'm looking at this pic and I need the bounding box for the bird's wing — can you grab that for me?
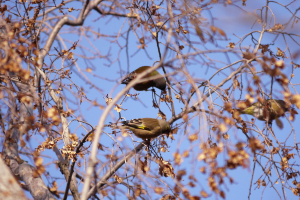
[122,118,151,130]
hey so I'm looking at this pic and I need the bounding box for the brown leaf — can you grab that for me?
[275,118,283,129]
[200,190,208,197]
[217,28,226,37]
[114,175,122,183]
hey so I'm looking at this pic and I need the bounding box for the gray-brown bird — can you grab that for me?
[238,99,290,121]
[121,66,166,91]
[120,118,170,139]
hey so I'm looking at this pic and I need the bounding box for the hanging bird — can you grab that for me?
[238,99,290,121]
[120,118,171,140]
[121,66,166,91]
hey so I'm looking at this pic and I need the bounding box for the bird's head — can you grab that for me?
[154,76,167,91]
[121,74,136,85]
[158,119,171,133]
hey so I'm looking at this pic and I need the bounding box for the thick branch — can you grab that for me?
[39,0,101,63]
[0,157,27,200]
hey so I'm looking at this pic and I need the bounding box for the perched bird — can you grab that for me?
[120,118,171,140]
[121,66,166,91]
[238,99,290,121]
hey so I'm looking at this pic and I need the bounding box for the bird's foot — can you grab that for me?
[143,139,151,146]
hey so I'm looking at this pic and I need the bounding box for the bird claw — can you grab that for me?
[267,121,272,128]
[143,139,151,146]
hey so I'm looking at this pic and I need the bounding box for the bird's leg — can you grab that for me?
[151,88,161,109]
[144,139,151,146]
[152,88,155,100]
[267,120,272,128]
[152,88,158,104]
[118,112,122,121]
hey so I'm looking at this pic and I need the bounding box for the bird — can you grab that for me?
[238,99,290,122]
[120,118,171,140]
[121,66,166,91]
